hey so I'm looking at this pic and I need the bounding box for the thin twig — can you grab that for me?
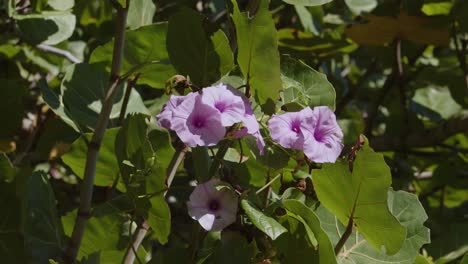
[123,220,148,264]
[36,44,81,64]
[118,73,141,125]
[122,144,189,263]
[64,2,130,263]
[256,173,281,194]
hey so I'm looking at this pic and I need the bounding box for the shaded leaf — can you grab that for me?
[62,128,126,191]
[23,171,64,263]
[15,11,76,45]
[282,199,337,264]
[282,0,333,6]
[345,13,450,46]
[167,7,234,86]
[241,199,287,240]
[60,63,149,130]
[90,23,176,88]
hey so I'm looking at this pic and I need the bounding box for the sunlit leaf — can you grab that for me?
[231,0,282,113]
[312,137,406,255]
[316,190,430,264]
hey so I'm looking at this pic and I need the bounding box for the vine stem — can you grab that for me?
[334,217,354,255]
[64,2,130,263]
[122,144,189,264]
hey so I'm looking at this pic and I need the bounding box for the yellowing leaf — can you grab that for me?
[345,13,449,46]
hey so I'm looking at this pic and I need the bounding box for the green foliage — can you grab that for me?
[167,7,233,87]
[280,55,336,111]
[15,11,76,45]
[312,138,406,255]
[316,190,430,264]
[90,23,176,88]
[1,0,467,263]
[63,128,126,191]
[231,0,282,113]
[241,199,287,240]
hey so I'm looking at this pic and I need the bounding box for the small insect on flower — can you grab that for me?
[187,179,238,231]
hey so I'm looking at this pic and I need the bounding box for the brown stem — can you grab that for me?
[64,2,130,263]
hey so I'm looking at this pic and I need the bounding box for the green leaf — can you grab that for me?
[147,195,171,244]
[282,200,337,264]
[316,190,430,264]
[62,128,126,192]
[114,115,172,243]
[62,210,128,259]
[192,147,212,183]
[344,0,378,14]
[282,0,333,6]
[275,212,318,263]
[411,86,462,121]
[48,0,75,10]
[422,1,452,16]
[231,0,282,113]
[280,55,336,111]
[167,7,234,87]
[278,29,358,59]
[312,138,406,255]
[241,199,287,240]
[294,5,323,35]
[23,171,64,263]
[0,154,16,182]
[127,0,155,29]
[90,23,176,89]
[15,11,76,45]
[0,174,29,263]
[209,231,256,264]
[0,79,24,140]
[60,63,149,130]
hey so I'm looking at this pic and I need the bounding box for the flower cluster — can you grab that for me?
[268,106,343,163]
[187,179,238,231]
[157,83,265,154]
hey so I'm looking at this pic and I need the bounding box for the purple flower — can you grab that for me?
[156,95,187,129]
[303,106,343,163]
[201,84,246,126]
[171,93,226,147]
[267,107,315,150]
[187,179,238,231]
[228,86,265,155]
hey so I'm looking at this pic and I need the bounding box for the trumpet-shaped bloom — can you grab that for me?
[268,107,315,150]
[156,95,187,129]
[171,93,226,147]
[201,84,246,126]
[303,106,343,163]
[187,179,238,231]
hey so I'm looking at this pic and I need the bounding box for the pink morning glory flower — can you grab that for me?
[187,179,238,231]
[268,106,343,163]
[156,95,187,129]
[267,107,315,150]
[303,106,343,163]
[201,84,246,126]
[171,93,226,147]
